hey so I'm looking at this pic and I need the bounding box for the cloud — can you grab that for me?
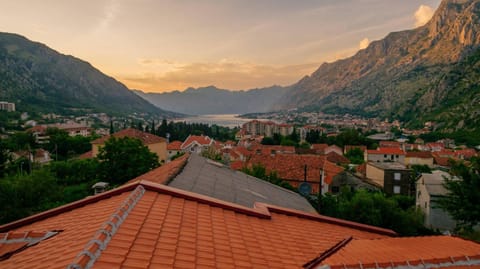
[414,5,434,27]
[118,60,320,92]
[359,38,369,50]
[95,0,119,33]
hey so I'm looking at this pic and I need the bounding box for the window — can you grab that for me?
[394,173,401,180]
[332,186,340,193]
[384,154,387,158]
[425,201,428,208]
[393,186,401,194]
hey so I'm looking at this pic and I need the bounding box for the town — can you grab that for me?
[1,102,478,238]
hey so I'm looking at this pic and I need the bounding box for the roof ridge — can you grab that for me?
[67,185,146,269]
[255,203,397,237]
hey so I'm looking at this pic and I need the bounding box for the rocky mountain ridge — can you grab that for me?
[277,0,480,131]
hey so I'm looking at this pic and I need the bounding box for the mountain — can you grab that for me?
[278,0,480,131]
[0,33,176,117]
[135,85,289,115]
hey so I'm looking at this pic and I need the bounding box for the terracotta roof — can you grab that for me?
[0,181,396,268]
[326,151,350,165]
[126,153,189,185]
[379,141,401,148]
[406,151,433,158]
[233,146,252,158]
[26,125,47,133]
[78,150,93,159]
[453,149,477,159]
[250,145,295,155]
[166,140,182,150]
[432,153,454,167]
[312,144,329,153]
[367,147,406,155]
[247,153,343,185]
[181,135,213,149]
[91,128,166,145]
[309,236,480,269]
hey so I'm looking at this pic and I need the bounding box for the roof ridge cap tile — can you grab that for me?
[67,185,146,269]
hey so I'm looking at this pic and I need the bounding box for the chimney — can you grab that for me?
[91,182,110,195]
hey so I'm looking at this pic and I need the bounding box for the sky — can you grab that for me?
[0,0,441,93]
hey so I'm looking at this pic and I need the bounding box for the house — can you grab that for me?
[91,128,168,162]
[244,153,343,194]
[250,145,295,156]
[326,151,350,165]
[416,171,457,232]
[324,145,343,156]
[33,149,51,164]
[311,143,328,154]
[405,151,434,167]
[365,147,406,164]
[379,140,402,149]
[366,162,412,195]
[426,142,445,152]
[2,180,479,268]
[180,135,215,154]
[453,148,477,160]
[329,171,380,194]
[166,140,183,159]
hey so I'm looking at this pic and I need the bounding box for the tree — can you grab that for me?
[0,140,11,177]
[97,137,159,184]
[345,148,365,164]
[438,158,480,231]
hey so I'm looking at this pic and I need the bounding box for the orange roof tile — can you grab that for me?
[181,135,213,149]
[126,153,189,185]
[367,147,406,155]
[247,153,343,185]
[0,181,396,269]
[166,140,182,150]
[310,236,480,269]
[78,150,93,159]
[91,128,166,145]
[379,141,401,148]
[312,143,329,153]
[326,151,350,165]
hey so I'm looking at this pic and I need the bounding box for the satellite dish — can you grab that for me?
[298,182,312,196]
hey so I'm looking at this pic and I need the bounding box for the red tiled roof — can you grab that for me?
[310,236,480,269]
[247,153,343,185]
[250,145,295,155]
[379,141,401,148]
[453,149,477,159]
[230,160,244,170]
[367,147,405,155]
[181,135,213,149]
[233,146,252,158]
[126,153,189,185]
[77,150,93,159]
[312,143,328,153]
[26,125,47,133]
[406,151,433,158]
[0,181,396,268]
[91,128,166,145]
[326,151,350,165]
[167,140,182,150]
